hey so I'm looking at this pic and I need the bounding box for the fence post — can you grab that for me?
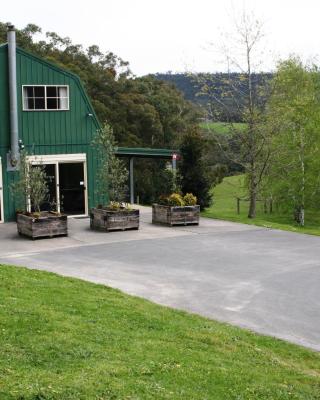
[269,198,273,214]
[129,157,134,204]
[237,198,240,215]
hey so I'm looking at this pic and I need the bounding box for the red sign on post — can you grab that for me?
[172,153,177,160]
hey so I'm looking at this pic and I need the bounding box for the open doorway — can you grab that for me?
[28,154,88,217]
[59,163,85,215]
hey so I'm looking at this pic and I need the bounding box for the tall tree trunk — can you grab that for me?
[248,192,257,218]
[248,174,257,218]
[295,130,305,226]
[246,37,257,219]
[294,206,304,226]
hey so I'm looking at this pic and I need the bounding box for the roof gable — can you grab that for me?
[0,42,100,128]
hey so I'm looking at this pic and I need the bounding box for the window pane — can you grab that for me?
[58,97,68,110]
[47,98,58,109]
[25,86,34,97]
[34,86,45,97]
[34,98,46,109]
[58,86,68,97]
[58,87,68,109]
[27,98,34,110]
[46,86,57,97]
[23,92,30,109]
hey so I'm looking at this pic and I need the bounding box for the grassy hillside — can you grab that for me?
[199,121,247,135]
[1,264,320,399]
[203,175,320,236]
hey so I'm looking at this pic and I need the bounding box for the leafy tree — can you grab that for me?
[132,159,177,204]
[179,129,213,209]
[92,124,128,205]
[262,58,320,225]
[11,151,49,214]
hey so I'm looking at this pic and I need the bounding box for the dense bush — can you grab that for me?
[183,193,197,206]
[179,129,213,210]
[168,193,185,207]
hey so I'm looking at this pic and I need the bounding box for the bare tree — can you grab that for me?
[196,10,272,218]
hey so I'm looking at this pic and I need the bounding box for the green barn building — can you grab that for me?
[0,26,178,223]
[0,26,101,222]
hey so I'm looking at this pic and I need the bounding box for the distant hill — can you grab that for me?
[152,72,273,122]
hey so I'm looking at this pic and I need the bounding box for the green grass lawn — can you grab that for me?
[199,121,247,135]
[1,265,320,399]
[203,175,320,236]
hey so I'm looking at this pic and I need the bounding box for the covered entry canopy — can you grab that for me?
[115,147,179,159]
[115,147,180,204]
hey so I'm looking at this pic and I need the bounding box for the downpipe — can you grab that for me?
[7,25,20,171]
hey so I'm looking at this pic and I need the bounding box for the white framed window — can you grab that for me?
[22,85,69,111]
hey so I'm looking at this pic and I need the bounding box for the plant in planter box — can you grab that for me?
[168,193,185,207]
[90,124,139,231]
[183,193,197,206]
[152,192,200,226]
[11,151,67,239]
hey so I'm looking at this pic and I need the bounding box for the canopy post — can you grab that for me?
[129,157,134,204]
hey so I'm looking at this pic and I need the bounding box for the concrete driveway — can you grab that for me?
[0,206,319,351]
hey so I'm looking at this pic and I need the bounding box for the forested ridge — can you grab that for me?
[153,72,273,122]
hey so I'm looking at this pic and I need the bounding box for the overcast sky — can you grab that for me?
[2,0,320,75]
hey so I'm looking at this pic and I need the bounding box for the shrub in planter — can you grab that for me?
[90,124,139,231]
[11,152,67,239]
[183,193,197,206]
[168,193,185,207]
[152,192,200,226]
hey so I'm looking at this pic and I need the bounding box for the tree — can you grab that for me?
[92,124,128,205]
[179,129,212,209]
[11,151,49,214]
[195,11,271,218]
[261,58,320,226]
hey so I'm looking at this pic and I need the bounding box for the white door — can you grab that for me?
[0,157,4,223]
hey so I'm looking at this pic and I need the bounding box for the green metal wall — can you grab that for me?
[0,45,101,221]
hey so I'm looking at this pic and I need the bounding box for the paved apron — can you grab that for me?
[0,207,319,351]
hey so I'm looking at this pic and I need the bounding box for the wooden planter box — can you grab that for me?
[17,212,68,239]
[90,208,139,231]
[152,204,200,226]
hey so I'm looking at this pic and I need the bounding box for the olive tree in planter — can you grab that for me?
[11,152,68,239]
[90,124,139,231]
[152,192,200,226]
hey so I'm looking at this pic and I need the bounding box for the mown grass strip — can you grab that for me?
[0,264,320,399]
